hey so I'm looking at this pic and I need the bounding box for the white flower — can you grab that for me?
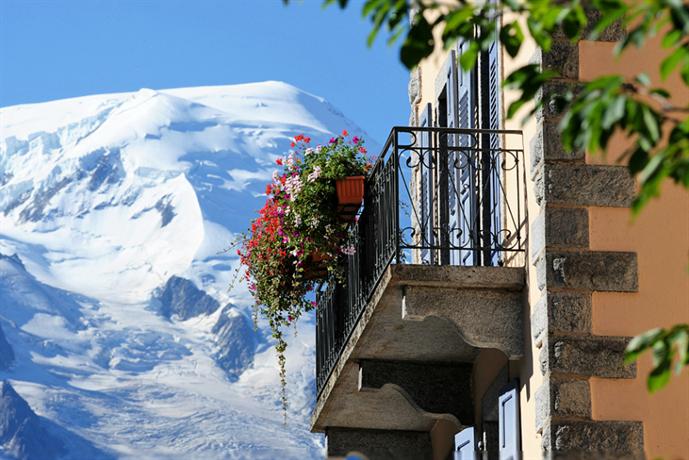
[304,148,314,156]
[340,244,356,256]
[307,166,322,183]
[284,174,303,201]
[287,152,296,167]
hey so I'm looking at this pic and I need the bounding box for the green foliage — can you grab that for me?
[624,324,689,392]
[236,132,369,418]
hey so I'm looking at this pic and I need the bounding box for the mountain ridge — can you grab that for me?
[0,81,368,459]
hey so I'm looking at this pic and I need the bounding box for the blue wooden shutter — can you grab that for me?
[498,384,521,460]
[455,41,479,266]
[487,25,503,266]
[419,103,434,264]
[454,426,478,460]
[445,50,462,266]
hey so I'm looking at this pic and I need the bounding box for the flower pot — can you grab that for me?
[336,176,365,205]
[336,176,365,221]
[303,252,328,280]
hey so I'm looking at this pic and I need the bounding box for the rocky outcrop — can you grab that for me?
[212,306,258,381]
[157,276,219,320]
[0,325,14,370]
[0,381,64,460]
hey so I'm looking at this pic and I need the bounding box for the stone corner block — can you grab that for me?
[542,121,585,162]
[535,377,591,433]
[531,292,592,348]
[545,335,636,378]
[542,39,579,80]
[548,292,592,334]
[542,420,644,459]
[546,251,638,292]
[546,207,589,249]
[545,164,635,208]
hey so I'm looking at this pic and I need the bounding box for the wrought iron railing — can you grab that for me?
[315,126,526,395]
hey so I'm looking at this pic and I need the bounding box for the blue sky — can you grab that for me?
[0,0,410,143]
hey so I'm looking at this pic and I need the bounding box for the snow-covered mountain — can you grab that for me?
[0,82,371,459]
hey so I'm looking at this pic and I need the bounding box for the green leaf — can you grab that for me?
[662,29,682,48]
[648,362,672,392]
[507,100,526,120]
[562,9,585,40]
[635,73,651,87]
[527,16,552,51]
[649,88,671,98]
[400,15,434,69]
[500,22,524,58]
[661,46,689,80]
[625,327,663,363]
[670,326,689,368]
[459,42,480,71]
[641,105,661,142]
[602,95,626,129]
[639,151,665,183]
[628,148,650,174]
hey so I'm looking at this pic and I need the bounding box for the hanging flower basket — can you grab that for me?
[236,130,372,418]
[336,175,365,221]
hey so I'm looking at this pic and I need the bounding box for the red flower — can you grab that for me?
[359,147,367,153]
[276,158,283,165]
[342,129,348,136]
[290,142,296,148]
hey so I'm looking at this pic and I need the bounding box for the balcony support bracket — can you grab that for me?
[358,359,474,425]
[402,285,524,359]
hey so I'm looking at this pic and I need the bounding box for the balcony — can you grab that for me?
[313,126,526,458]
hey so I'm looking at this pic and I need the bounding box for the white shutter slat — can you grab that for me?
[498,383,521,460]
[454,426,478,460]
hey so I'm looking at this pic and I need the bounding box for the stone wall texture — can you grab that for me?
[529,26,644,458]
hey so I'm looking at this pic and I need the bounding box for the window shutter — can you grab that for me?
[454,426,478,460]
[444,50,463,266]
[498,384,521,460]
[455,41,479,266]
[487,37,500,135]
[419,103,434,264]
[487,28,503,266]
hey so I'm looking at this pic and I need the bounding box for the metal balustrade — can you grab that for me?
[316,126,526,396]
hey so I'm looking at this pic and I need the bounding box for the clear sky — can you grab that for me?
[0,0,410,144]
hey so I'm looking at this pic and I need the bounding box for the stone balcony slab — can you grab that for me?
[312,264,526,435]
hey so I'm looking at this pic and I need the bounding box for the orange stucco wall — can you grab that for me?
[580,39,689,459]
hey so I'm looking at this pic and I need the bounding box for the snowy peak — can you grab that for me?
[0,81,366,458]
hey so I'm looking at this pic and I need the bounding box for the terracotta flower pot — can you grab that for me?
[336,176,365,222]
[336,176,365,205]
[303,252,328,280]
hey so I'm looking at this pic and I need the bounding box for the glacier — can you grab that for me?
[0,82,372,459]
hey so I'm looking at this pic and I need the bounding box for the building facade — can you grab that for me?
[311,9,689,460]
